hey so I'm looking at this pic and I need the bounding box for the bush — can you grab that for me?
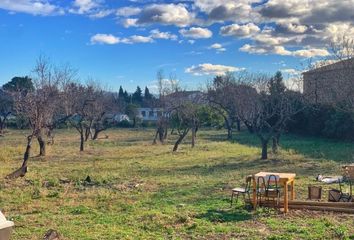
[286,104,354,141]
[117,120,133,128]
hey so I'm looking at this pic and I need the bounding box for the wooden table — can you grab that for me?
[252,172,296,213]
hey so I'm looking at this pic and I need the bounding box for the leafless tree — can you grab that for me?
[6,56,68,179]
[207,72,244,140]
[234,73,303,159]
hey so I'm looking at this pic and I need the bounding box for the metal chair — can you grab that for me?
[230,175,252,207]
[256,176,267,206]
[265,174,281,207]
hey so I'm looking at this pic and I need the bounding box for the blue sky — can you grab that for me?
[0,0,353,92]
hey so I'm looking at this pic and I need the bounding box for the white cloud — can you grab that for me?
[150,29,177,40]
[89,9,113,19]
[179,27,213,39]
[209,43,226,52]
[90,34,120,45]
[122,35,154,44]
[0,0,63,15]
[292,48,329,57]
[116,7,141,17]
[71,0,99,14]
[185,63,244,76]
[281,68,300,74]
[240,44,329,58]
[122,18,138,28]
[220,23,260,38]
[123,3,196,27]
[90,34,154,45]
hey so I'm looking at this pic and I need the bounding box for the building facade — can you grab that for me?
[303,58,354,104]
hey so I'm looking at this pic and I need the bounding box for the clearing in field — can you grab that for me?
[0,129,353,239]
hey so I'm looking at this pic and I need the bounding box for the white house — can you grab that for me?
[138,108,163,121]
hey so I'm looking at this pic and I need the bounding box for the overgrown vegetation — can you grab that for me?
[0,129,353,239]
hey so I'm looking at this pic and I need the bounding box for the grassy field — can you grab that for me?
[0,128,353,240]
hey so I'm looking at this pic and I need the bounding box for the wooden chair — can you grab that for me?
[265,175,281,207]
[230,175,252,207]
[256,176,267,206]
[338,166,354,202]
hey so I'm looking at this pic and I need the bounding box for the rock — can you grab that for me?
[43,229,60,240]
[59,177,70,184]
[84,175,91,183]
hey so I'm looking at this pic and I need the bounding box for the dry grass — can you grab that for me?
[0,128,353,240]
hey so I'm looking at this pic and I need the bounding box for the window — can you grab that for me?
[141,111,146,117]
[149,111,154,117]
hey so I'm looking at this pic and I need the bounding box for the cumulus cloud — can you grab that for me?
[185,63,244,76]
[70,0,99,14]
[90,34,153,45]
[179,27,212,39]
[150,29,177,40]
[194,0,260,23]
[90,34,120,45]
[240,44,329,57]
[0,0,64,15]
[123,3,196,27]
[116,6,141,17]
[209,43,226,52]
[220,23,260,38]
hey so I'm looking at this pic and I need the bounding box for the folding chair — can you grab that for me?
[230,175,252,207]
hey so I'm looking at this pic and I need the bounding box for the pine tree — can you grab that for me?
[132,86,143,105]
[144,86,153,100]
[118,86,124,99]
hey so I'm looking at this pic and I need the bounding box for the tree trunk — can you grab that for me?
[261,139,268,160]
[152,130,159,144]
[272,133,280,154]
[92,129,100,140]
[37,130,46,156]
[236,119,241,132]
[163,126,168,140]
[173,129,189,152]
[6,135,33,179]
[191,127,196,148]
[225,118,232,140]
[244,122,254,134]
[80,130,85,151]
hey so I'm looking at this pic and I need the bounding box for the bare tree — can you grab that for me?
[207,73,243,140]
[234,73,303,159]
[6,56,64,179]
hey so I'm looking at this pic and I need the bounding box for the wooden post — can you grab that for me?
[252,176,257,209]
[284,181,289,213]
[291,180,295,200]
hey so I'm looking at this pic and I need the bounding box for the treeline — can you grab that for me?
[287,104,354,141]
[117,85,157,107]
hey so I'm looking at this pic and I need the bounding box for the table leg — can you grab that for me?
[252,178,257,209]
[284,181,288,213]
[291,180,295,200]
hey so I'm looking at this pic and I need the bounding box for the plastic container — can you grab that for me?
[0,211,14,240]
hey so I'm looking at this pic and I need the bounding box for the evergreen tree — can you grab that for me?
[269,71,286,95]
[123,90,130,103]
[132,86,143,105]
[118,86,124,99]
[144,86,153,100]
[3,76,34,92]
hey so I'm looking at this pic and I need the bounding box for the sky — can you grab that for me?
[0,0,353,93]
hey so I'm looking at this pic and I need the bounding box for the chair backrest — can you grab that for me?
[266,175,279,189]
[256,176,266,190]
[245,175,252,191]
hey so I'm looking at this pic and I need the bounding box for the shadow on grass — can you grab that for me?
[196,208,252,223]
[205,130,354,163]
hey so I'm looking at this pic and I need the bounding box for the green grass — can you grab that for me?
[0,128,353,239]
